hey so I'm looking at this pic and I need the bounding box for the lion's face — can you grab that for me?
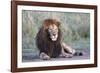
[48,24,58,41]
[43,19,60,41]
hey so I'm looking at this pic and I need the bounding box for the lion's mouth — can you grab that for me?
[50,35,58,41]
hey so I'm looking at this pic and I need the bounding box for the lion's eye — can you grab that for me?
[55,29,58,32]
[49,29,52,31]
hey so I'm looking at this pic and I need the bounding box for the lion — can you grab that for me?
[36,19,83,60]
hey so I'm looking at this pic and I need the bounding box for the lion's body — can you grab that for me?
[36,19,83,60]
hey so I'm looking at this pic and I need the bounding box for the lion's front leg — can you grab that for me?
[40,52,50,60]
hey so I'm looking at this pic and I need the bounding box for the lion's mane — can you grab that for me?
[36,19,62,58]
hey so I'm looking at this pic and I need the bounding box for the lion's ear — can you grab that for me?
[56,21,61,27]
[42,23,48,30]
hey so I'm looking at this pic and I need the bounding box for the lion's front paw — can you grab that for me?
[40,52,50,60]
[60,52,73,58]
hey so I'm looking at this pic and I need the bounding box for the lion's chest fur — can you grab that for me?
[44,41,62,58]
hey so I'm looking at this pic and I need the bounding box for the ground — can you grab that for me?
[22,49,90,62]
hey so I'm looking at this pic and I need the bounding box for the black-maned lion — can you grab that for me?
[36,19,83,60]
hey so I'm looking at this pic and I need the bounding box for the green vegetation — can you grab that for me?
[22,10,90,55]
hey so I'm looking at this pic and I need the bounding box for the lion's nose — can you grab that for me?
[53,33,56,36]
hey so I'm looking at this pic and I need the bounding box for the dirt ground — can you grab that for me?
[22,49,90,62]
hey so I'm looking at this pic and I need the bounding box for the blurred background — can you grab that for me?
[22,10,90,62]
